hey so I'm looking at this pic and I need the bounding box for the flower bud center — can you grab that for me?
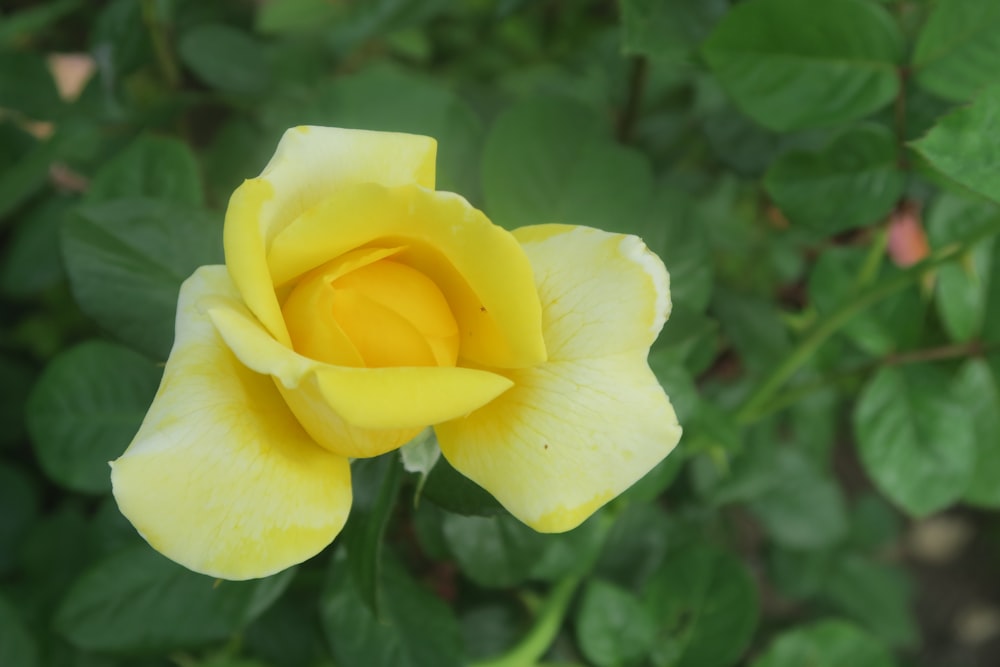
[281,247,460,369]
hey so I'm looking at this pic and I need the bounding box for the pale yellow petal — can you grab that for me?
[436,354,681,532]
[111,266,351,580]
[512,224,671,361]
[223,127,438,345]
[267,183,546,368]
[205,285,515,459]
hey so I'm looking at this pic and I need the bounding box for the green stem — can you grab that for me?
[142,0,180,89]
[735,229,1000,424]
[470,574,583,667]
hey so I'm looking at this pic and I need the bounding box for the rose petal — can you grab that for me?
[111,266,352,580]
[436,353,681,532]
[435,224,680,531]
[224,127,438,346]
[512,224,671,360]
[267,183,546,369]
[204,282,516,458]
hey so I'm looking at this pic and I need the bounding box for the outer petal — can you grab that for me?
[512,224,670,360]
[224,127,438,345]
[267,183,546,369]
[204,285,515,459]
[435,225,680,532]
[111,266,352,580]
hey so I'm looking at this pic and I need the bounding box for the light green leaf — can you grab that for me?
[61,198,223,359]
[26,341,159,493]
[913,85,1000,203]
[852,365,975,516]
[703,0,902,131]
[321,550,463,667]
[576,579,656,667]
[86,134,204,206]
[912,0,1000,102]
[481,97,653,231]
[953,359,1000,507]
[178,24,271,95]
[643,543,758,667]
[751,620,896,667]
[764,125,904,234]
[927,194,996,341]
[54,545,295,652]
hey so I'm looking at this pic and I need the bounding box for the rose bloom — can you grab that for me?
[111,127,682,579]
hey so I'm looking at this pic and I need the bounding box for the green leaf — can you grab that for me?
[926,193,996,341]
[0,51,62,119]
[953,359,1000,507]
[61,198,223,359]
[647,188,714,312]
[256,0,340,33]
[86,134,204,206]
[764,125,904,234]
[0,593,38,667]
[441,513,547,588]
[0,196,70,296]
[178,24,271,95]
[643,543,758,667]
[747,448,849,550]
[400,429,440,503]
[852,365,976,516]
[711,289,791,375]
[823,555,918,647]
[26,340,159,493]
[620,0,726,61]
[912,0,1000,102]
[575,579,656,667]
[913,85,1000,203]
[54,545,295,653]
[702,0,902,131]
[0,464,39,575]
[481,97,653,231]
[0,0,83,47]
[0,354,35,449]
[321,550,463,667]
[342,454,403,614]
[751,620,896,667]
[596,503,671,591]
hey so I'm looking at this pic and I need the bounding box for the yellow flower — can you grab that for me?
[111,127,681,580]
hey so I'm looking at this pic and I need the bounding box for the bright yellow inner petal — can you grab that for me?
[282,248,460,369]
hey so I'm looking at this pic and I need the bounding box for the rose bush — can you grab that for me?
[111,126,682,580]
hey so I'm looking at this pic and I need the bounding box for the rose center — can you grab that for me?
[281,247,460,368]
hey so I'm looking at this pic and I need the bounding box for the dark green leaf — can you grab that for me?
[0,0,83,47]
[321,550,463,667]
[913,85,1000,203]
[441,513,547,588]
[620,0,726,61]
[0,196,71,296]
[853,365,975,516]
[0,51,62,119]
[751,620,896,667]
[26,340,159,493]
[62,198,223,359]
[481,97,653,231]
[54,545,295,653]
[764,125,904,234]
[178,24,271,95]
[0,354,35,448]
[86,134,204,206]
[422,455,502,516]
[342,454,403,613]
[912,0,1000,102]
[823,555,918,647]
[703,0,902,131]
[643,543,758,667]
[0,464,40,575]
[576,579,656,667]
[0,593,39,667]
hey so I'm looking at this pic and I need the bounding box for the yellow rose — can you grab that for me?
[111,127,682,580]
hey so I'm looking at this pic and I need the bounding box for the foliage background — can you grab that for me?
[3,0,1000,666]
